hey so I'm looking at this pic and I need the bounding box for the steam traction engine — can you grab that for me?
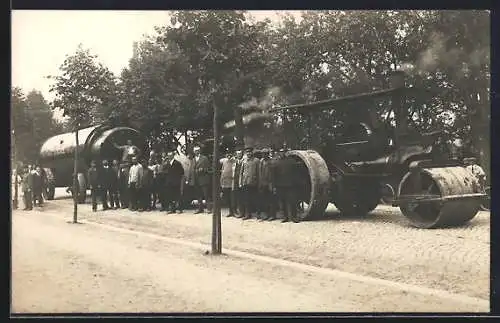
[39,124,147,202]
[273,71,485,228]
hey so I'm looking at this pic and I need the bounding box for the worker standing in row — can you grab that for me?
[128,156,142,211]
[239,147,260,220]
[257,148,274,220]
[220,150,236,217]
[193,146,211,214]
[231,149,244,217]
[100,160,114,210]
[140,159,154,211]
[274,148,300,223]
[87,160,101,212]
[160,151,184,213]
[118,163,130,209]
[21,165,33,211]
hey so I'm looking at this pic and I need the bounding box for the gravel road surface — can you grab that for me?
[11,189,490,313]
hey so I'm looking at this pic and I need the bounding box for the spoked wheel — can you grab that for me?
[330,163,381,217]
[480,186,490,211]
[398,167,481,229]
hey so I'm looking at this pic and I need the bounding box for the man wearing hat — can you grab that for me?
[111,139,140,166]
[128,156,143,211]
[140,158,154,211]
[161,151,185,214]
[220,149,236,217]
[87,160,101,212]
[267,147,279,220]
[231,149,244,217]
[100,160,115,210]
[21,165,33,211]
[257,148,273,220]
[239,147,260,220]
[117,162,130,209]
[193,146,211,214]
[274,146,300,223]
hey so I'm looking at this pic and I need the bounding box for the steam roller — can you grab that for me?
[285,150,484,228]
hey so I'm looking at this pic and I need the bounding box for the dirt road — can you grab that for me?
[11,190,489,313]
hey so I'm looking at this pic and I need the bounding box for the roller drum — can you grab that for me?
[398,166,482,228]
[286,150,330,220]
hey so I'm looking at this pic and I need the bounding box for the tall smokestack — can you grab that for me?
[389,70,408,145]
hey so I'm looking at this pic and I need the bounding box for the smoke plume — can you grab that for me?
[413,32,489,76]
[238,86,282,111]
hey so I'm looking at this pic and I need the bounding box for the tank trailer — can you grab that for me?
[39,123,147,202]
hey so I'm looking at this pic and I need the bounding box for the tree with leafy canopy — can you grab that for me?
[263,10,489,175]
[48,44,119,223]
[120,10,276,149]
[11,87,64,163]
[48,44,119,128]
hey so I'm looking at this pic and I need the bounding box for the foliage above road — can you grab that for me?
[11,88,65,164]
[48,44,119,129]
[44,10,490,173]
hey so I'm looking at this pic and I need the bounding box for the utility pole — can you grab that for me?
[211,99,222,254]
[73,120,79,224]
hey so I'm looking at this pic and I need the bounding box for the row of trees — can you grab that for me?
[42,10,490,176]
[11,88,65,164]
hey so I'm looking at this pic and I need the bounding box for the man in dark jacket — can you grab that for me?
[193,146,211,214]
[100,160,115,210]
[258,148,273,220]
[266,149,279,220]
[161,151,185,214]
[32,166,44,207]
[274,149,300,223]
[110,160,121,209]
[21,166,33,210]
[239,147,260,220]
[118,163,130,209]
[140,159,154,211]
[87,160,101,212]
[232,149,243,217]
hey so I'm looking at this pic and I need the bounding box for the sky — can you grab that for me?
[12,10,303,120]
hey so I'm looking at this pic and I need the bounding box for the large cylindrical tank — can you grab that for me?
[39,124,147,188]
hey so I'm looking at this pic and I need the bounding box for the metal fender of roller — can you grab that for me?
[397,166,482,229]
[286,150,330,220]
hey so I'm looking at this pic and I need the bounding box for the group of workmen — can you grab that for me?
[219,146,301,223]
[84,144,302,223]
[19,164,46,210]
[16,143,303,223]
[85,150,186,214]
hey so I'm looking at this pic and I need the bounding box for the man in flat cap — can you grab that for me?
[193,146,211,214]
[257,148,273,220]
[239,147,260,220]
[274,147,300,223]
[231,149,244,217]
